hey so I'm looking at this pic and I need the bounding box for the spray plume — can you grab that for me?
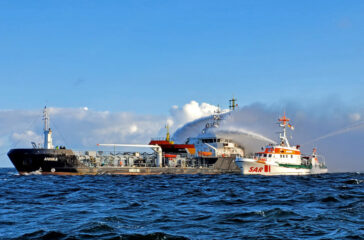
[303,120,364,145]
[173,109,276,154]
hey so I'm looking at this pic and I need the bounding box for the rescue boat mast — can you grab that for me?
[278,113,291,147]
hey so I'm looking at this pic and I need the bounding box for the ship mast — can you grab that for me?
[43,106,54,149]
[202,98,237,134]
[278,112,291,147]
[212,106,222,128]
[202,105,224,134]
[165,124,171,143]
[229,97,238,111]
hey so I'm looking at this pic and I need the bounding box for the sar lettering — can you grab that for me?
[249,167,263,172]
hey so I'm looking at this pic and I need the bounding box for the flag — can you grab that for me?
[288,123,294,130]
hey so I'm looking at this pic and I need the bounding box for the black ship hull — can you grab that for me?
[7,148,241,175]
[8,149,79,175]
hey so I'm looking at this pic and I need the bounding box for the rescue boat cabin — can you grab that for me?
[254,145,302,164]
[253,113,303,165]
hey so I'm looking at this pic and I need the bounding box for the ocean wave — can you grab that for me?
[343,179,363,184]
[12,230,66,240]
[0,169,363,240]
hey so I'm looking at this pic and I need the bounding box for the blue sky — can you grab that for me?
[0,0,363,113]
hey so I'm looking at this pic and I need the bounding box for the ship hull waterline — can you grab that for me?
[235,159,328,176]
[8,149,241,176]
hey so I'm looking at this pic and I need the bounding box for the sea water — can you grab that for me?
[0,168,362,239]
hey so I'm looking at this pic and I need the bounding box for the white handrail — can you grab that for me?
[97,143,162,167]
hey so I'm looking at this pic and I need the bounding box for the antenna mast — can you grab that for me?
[278,112,290,147]
[229,97,238,111]
[43,106,54,149]
[165,124,171,142]
[43,106,49,131]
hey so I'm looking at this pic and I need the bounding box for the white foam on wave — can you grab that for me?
[7,171,19,176]
[23,170,42,175]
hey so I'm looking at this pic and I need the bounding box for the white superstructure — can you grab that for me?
[235,113,328,175]
[43,106,54,149]
[186,107,244,158]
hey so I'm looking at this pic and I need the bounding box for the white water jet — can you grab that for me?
[303,120,364,145]
[173,111,276,155]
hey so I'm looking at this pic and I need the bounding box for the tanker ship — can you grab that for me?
[8,106,241,175]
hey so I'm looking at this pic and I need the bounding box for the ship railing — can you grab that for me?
[316,155,326,166]
[72,150,155,157]
[73,150,157,168]
[150,137,171,141]
[72,150,215,168]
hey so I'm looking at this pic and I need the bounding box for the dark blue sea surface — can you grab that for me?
[0,169,363,240]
